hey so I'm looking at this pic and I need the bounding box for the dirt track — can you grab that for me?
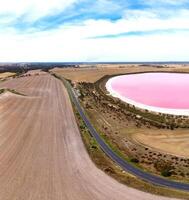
[0,73,178,200]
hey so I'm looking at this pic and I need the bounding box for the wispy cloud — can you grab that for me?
[1,0,189,31]
[0,0,126,31]
[87,29,189,39]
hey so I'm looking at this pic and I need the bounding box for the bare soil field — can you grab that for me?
[0,71,174,200]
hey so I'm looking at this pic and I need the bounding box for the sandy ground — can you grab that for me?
[133,129,189,157]
[0,72,178,200]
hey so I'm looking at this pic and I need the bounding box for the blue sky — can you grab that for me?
[0,0,189,62]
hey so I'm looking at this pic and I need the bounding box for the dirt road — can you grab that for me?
[0,73,178,200]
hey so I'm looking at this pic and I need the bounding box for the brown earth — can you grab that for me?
[0,71,176,200]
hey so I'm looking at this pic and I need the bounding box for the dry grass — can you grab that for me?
[51,64,189,83]
[0,72,16,79]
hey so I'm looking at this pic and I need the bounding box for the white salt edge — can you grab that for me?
[106,76,189,117]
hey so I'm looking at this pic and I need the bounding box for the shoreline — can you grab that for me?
[106,76,189,116]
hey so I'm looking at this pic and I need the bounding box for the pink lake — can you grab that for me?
[106,73,189,116]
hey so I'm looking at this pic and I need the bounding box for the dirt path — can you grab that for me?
[0,74,178,200]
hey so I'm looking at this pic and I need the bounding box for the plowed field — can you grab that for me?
[0,72,176,200]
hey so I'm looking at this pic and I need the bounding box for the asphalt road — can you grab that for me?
[64,78,189,192]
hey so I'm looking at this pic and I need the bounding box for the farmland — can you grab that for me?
[0,70,176,200]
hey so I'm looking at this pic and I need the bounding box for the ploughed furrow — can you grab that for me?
[0,73,177,200]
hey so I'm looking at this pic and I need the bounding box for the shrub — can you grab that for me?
[130,158,139,163]
[161,170,172,177]
[91,145,97,149]
[154,160,173,177]
[79,125,85,130]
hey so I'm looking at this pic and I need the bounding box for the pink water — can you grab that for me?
[108,73,189,110]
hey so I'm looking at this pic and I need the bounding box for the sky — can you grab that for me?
[0,0,189,62]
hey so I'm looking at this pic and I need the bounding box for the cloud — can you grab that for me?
[0,0,188,61]
[146,0,189,6]
[0,27,188,62]
[88,29,189,39]
[0,0,78,21]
